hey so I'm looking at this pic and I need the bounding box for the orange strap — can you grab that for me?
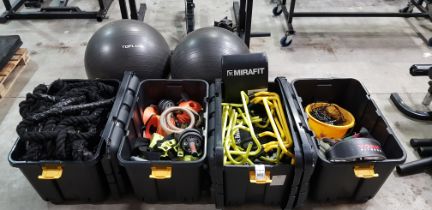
[142,105,158,125]
[177,100,202,123]
[179,100,202,113]
[143,115,166,139]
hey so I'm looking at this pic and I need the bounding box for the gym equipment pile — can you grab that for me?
[130,97,204,161]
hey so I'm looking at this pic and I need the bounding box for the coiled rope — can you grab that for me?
[16,80,116,161]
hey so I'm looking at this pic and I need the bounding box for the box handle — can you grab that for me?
[38,166,63,180]
[354,165,379,179]
[249,171,272,184]
[149,166,172,179]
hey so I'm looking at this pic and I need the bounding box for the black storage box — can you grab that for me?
[286,78,407,202]
[8,74,140,203]
[9,74,403,206]
[118,79,210,203]
[208,77,314,209]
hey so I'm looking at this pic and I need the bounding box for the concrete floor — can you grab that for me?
[1,0,432,209]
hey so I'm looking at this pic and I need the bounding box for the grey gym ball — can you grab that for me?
[84,20,170,80]
[171,27,250,82]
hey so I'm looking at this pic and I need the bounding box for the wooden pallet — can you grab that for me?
[0,48,29,98]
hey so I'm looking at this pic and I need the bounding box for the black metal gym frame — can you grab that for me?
[233,0,271,47]
[120,0,194,33]
[391,64,432,120]
[122,0,266,45]
[272,0,432,47]
[185,0,195,33]
[119,0,146,21]
[0,0,113,23]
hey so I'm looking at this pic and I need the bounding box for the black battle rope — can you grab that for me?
[16,80,116,161]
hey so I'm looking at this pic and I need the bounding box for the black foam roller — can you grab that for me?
[410,138,432,147]
[409,64,432,76]
[396,156,432,176]
[417,146,432,157]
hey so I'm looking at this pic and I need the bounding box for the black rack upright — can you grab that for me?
[232,0,271,47]
[121,0,194,33]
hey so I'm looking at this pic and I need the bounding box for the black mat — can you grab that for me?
[0,35,23,70]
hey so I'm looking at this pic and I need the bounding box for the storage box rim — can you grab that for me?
[290,78,407,164]
[276,76,318,208]
[222,163,293,168]
[9,138,105,166]
[274,77,306,170]
[117,79,210,165]
[9,79,123,166]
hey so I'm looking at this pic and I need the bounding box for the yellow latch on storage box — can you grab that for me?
[149,166,172,179]
[249,171,272,184]
[38,166,63,180]
[354,165,379,179]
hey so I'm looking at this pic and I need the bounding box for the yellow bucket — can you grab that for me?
[305,102,355,140]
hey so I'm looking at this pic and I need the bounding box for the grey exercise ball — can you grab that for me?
[85,20,170,79]
[171,27,249,82]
